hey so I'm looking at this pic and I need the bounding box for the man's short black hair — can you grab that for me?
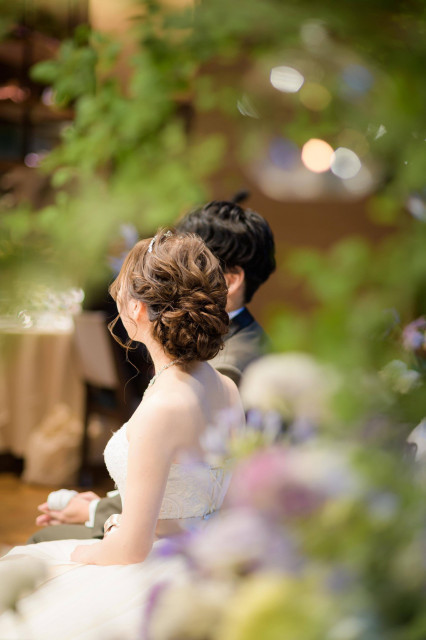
[176,200,276,304]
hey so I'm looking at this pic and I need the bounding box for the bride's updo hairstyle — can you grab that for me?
[110,229,229,362]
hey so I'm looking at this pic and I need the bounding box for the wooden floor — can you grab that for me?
[0,474,52,551]
[0,472,112,554]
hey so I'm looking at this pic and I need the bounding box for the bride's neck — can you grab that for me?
[143,333,178,373]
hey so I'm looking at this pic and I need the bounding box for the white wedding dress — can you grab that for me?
[0,424,230,640]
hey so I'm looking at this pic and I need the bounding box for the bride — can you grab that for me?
[0,230,244,639]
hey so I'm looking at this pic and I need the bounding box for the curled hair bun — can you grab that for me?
[113,230,229,362]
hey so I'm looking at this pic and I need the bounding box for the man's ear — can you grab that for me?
[224,267,245,296]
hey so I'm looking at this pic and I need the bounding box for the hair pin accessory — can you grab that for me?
[148,235,157,253]
[148,230,173,254]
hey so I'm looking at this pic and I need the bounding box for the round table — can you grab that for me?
[0,324,84,464]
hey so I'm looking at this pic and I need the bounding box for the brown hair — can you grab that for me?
[109,229,229,362]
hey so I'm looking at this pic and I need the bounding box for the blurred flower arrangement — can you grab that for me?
[403,318,426,369]
[146,354,426,640]
[0,1,424,636]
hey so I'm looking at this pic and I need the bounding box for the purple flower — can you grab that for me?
[143,581,170,639]
[152,533,193,559]
[402,317,426,355]
[225,447,325,520]
[226,445,359,521]
[199,406,245,463]
[185,508,301,577]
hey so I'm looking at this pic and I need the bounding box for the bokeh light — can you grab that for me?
[270,66,304,93]
[269,138,299,170]
[24,153,42,168]
[341,64,374,96]
[301,139,333,173]
[331,147,362,179]
[41,87,55,106]
[299,82,331,111]
[300,21,329,50]
[406,195,426,221]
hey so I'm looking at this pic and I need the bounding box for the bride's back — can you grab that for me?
[112,229,244,461]
[107,229,243,555]
[113,361,242,538]
[129,359,243,460]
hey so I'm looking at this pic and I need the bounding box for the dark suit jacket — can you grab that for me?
[210,308,266,386]
[29,308,266,543]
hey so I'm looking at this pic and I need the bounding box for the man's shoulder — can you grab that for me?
[209,312,267,385]
[232,315,265,340]
[223,317,267,365]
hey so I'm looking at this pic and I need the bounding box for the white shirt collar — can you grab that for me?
[228,307,245,320]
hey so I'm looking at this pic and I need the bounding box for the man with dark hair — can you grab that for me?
[176,199,276,384]
[29,197,276,543]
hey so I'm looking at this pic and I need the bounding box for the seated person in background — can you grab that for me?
[178,195,276,384]
[29,194,276,543]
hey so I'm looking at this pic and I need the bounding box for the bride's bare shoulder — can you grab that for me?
[135,390,191,420]
[216,371,245,420]
[218,370,240,398]
[128,388,198,438]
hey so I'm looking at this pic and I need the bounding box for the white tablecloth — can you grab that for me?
[0,328,84,459]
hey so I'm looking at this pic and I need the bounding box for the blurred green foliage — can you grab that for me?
[0,0,424,299]
[267,217,426,428]
[0,0,424,398]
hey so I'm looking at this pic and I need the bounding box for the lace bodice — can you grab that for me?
[104,424,230,520]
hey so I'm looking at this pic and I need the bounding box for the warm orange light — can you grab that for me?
[301,138,333,173]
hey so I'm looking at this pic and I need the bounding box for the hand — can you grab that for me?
[71,542,101,564]
[35,492,101,527]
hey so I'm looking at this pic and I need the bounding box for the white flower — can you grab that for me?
[406,419,426,462]
[240,353,338,425]
[148,579,233,640]
[380,360,421,394]
[0,556,47,614]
